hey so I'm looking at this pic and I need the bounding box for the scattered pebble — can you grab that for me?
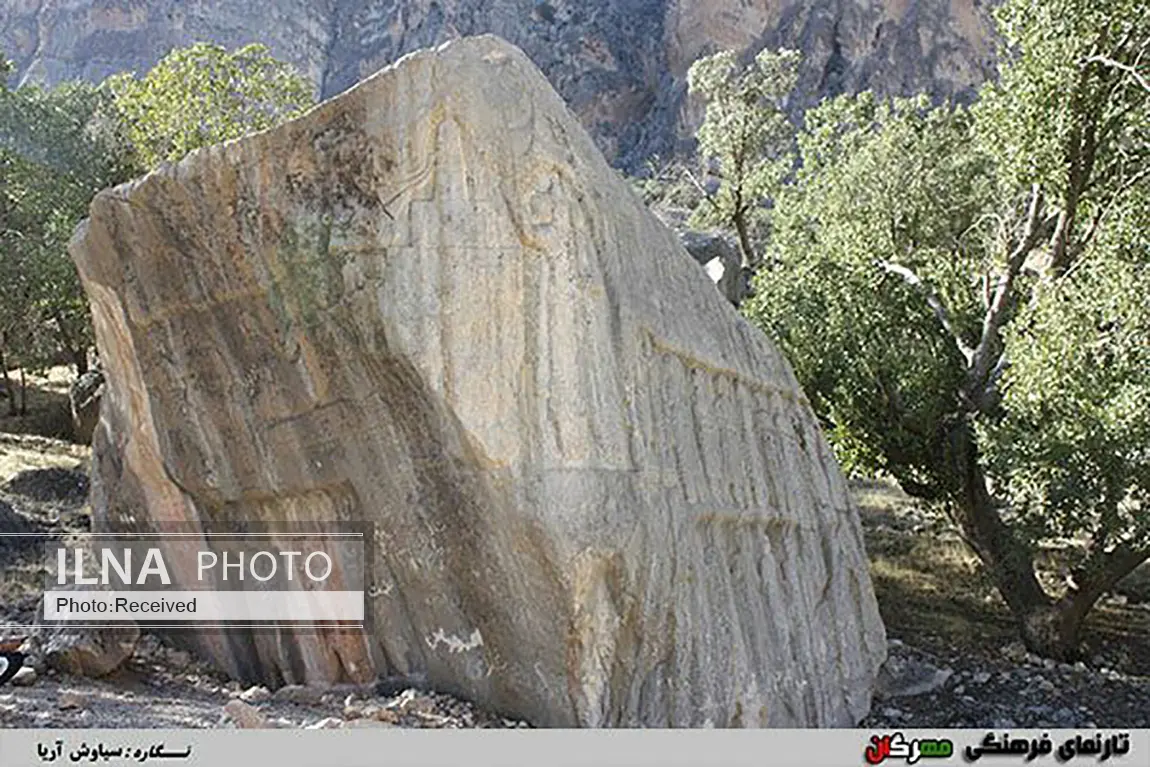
[223,699,270,729]
[307,717,344,729]
[11,666,36,686]
[860,640,1149,731]
[238,685,271,703]
[273,684,326,705]
[342,718,396,728]
[57,690,86,710]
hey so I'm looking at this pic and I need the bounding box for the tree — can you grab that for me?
[748,93,995,490]
[965,0,1148,657]
[1,55,134,402]
[0,41,313,418]
[686,48,800,272]
[743,0,1149,659]
[108,42,315,170]
[982,246,1150,655]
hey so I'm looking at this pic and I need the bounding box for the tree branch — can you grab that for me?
[987,350,1010,393]
[1071,542,1150,608]
[682,167,722,216]
[876,259,974,364]
[968,185,1045,403]
[1083,54,1150,93]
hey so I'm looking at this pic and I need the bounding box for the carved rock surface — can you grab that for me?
[2,0,997,169]
[69,35,886,727]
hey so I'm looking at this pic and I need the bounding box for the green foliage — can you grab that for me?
[983,252,1150,549]
[982,158,1150,547]
[1,64,135,376]
[629,156,705,214]
[746,0,1149,541]
[686,48,800,265]
[740,0,1149,638]
[972,0,1150,550]
[745,94,994,491]
[1,42,314,388]
[976,0,1148,198]
[108,42,315,169]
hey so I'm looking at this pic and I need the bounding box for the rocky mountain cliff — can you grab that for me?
[1,0,998,169]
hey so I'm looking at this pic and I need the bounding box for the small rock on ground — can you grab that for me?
[223,699,270,729]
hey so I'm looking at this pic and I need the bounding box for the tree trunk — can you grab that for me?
[944,419,1058,648]
[732,210,756,272]
[18,366,27,416]
[52,312,88,376]
[944,418,1149,659]
[72,347,88,376]
[1017,595,1092,661]
[0,344,14,417]
[1025,544,1150,659]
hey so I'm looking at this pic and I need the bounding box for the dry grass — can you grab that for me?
[0,365,80,443]
[853,478,1150,672]
[0,365,89,484]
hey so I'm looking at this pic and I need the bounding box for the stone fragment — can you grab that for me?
[307,717,344,729]
[223,699,270,729]
[57,689,87,710]
[679,230,752,307]
[273,684,326,705]
[69,369,104,445]
[875,656,952,699]
[342,718,397,728]
[42,623,139,678]
[239,686,272,703]
[11,667,36,687]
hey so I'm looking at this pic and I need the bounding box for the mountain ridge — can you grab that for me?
[1,0,998,170]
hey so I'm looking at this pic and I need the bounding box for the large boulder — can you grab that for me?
[0,498,40,558]
[39,621,140,678]
[68,35,886,727]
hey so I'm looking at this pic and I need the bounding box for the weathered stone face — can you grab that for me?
[69,35,886,727]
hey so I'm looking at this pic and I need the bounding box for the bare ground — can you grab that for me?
[854,480,1150,730]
